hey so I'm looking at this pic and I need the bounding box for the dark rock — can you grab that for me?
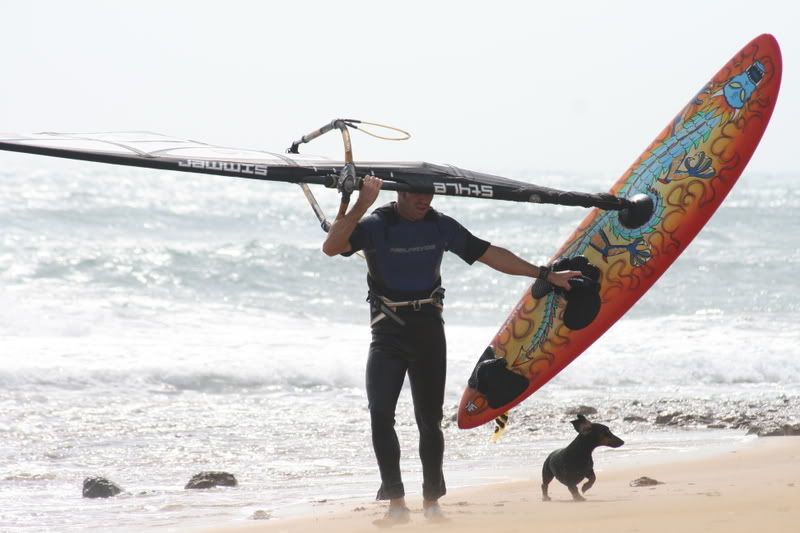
[655,413,675,425]
[629,476,663,487]
[758,424,800,437]
[731,415,756,429]
[82,477,122,498]
[624,415,647,423]
[566,405,597,416]
[185,471,238,489]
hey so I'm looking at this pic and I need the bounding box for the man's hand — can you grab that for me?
[355,175,383,210]
[547,269,582,291]
[322,175,383,257]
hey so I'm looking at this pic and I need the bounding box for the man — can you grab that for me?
[322,175,578,524]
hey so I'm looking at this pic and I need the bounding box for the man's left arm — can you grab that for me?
[477,245,579,290]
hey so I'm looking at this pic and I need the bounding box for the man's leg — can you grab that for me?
[408,319,447,504]
[366,331,409,502]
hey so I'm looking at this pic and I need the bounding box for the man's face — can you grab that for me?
[398,191,433,221]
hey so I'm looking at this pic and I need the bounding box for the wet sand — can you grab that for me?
[199,436,799,533]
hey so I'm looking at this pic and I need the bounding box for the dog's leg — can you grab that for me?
[541,458,554,501]
[581,471,596,494]
[567,484,586,502]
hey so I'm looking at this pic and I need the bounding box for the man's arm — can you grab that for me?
[477,245,579,290]
[322,175,383,256]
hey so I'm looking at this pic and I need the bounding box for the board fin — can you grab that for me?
[490,412,510,442]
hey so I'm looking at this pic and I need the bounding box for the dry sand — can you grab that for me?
[201,436,799,533]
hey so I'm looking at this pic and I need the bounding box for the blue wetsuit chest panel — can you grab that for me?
[367,216,445,295]
[347,203,489,299]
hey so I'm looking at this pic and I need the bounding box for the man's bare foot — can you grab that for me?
[422,499,448,523]
[372,499,411,528]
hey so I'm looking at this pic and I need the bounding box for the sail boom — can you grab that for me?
[0,131,629,211]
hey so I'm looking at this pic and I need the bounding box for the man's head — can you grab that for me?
[396,191,433,221]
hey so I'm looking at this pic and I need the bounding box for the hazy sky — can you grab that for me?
[1,0,797,178]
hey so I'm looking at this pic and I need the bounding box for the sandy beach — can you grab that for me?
[201,436,799,533]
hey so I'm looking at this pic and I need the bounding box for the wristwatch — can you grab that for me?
[537,265,551,281]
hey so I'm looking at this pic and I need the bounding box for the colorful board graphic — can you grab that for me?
[457,34,782,429]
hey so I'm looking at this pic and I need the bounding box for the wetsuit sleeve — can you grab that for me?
[440,214,490,265]
[464,231,491,264]
[340,222,366,257]
[341,214,378,257]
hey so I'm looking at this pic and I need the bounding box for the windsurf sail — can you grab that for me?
[0,121,649,217]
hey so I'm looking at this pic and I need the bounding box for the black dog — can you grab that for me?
[541,414,624,501]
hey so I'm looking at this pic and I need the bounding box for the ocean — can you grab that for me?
[1,156,798,532]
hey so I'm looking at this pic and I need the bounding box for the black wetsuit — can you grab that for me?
[345,202,490,501]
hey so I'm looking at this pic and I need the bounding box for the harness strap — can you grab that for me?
[368,295,407,327]
[367,287,445,326]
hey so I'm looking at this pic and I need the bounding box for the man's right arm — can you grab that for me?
[322,175,383,256]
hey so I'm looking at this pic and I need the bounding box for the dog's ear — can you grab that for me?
[571,415,592,435]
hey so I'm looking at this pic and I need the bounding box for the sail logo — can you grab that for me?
[178,159,269,176]
[433,182,493,198]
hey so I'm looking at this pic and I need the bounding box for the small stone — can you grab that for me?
[251,510,271,520]
[629,476,663,487]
